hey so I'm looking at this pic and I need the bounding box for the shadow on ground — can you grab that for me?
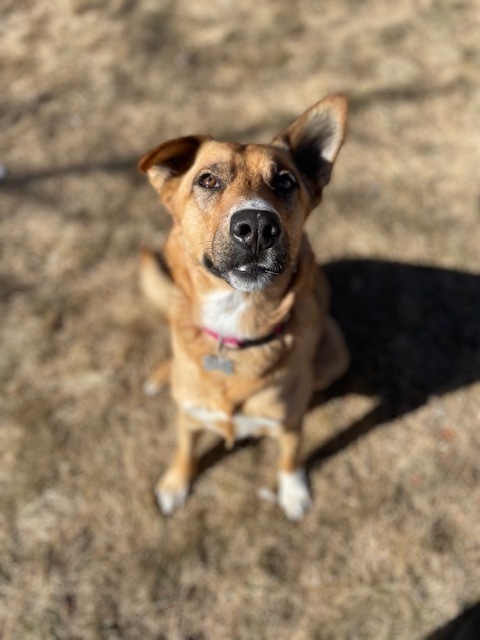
[425,601,480,639]
[306,258,480,469]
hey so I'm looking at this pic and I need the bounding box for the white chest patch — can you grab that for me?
[201,290,250,339]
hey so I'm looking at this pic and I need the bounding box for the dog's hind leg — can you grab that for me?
[313,316,350,391]
[143,359,172,396]
[155,409,200,516]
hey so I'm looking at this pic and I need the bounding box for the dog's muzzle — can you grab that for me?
[204,208,289,292]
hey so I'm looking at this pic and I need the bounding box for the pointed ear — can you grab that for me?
[138,135,210,194]
[272,94,348,203]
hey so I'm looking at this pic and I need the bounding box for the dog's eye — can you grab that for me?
[272,170,297,193]
[197,173,221,190]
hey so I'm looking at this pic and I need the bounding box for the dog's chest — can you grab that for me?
[201,290,250,339]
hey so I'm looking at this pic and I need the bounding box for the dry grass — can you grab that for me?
[1,1,480,638]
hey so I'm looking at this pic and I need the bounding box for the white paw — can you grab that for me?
[155,483,189,516]
[278,469,312,521]
[143,379,161,397]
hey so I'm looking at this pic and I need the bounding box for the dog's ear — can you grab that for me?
[138,135,210,195]
[272,94,348,204]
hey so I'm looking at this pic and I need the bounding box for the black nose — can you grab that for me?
[230,209,281,254]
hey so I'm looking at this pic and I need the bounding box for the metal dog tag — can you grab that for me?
[203,354,234,375]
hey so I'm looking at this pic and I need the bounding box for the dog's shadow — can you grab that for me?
[305,258,480,470]
[198,258,480,474]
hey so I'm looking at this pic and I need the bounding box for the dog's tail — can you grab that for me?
[139,248,175,316]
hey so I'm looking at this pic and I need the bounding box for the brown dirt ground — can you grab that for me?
[1,1,480,638]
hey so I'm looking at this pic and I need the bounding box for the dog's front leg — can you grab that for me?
[277,429,312,521]
[155,409,199,516]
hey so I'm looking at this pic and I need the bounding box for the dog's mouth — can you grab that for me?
[203,255,287,292]
[230,263,284,290]
[234,263,282,277]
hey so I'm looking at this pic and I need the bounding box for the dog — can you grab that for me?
[138,94,350,520]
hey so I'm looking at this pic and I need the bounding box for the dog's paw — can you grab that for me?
[143,378,162,397]
[143,361,172,397]
[155,473,189,516]
[277,468,312,521]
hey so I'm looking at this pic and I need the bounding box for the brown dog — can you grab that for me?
[139,95,350,520]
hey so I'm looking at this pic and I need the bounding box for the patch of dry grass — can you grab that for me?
[1,1,480,638]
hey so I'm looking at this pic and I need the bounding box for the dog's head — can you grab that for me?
[139,95,347,292]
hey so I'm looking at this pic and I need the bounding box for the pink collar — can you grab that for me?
[203,322,286,350]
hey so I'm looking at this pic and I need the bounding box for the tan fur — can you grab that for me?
[139,248,174,316]
[139,94,350,520]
